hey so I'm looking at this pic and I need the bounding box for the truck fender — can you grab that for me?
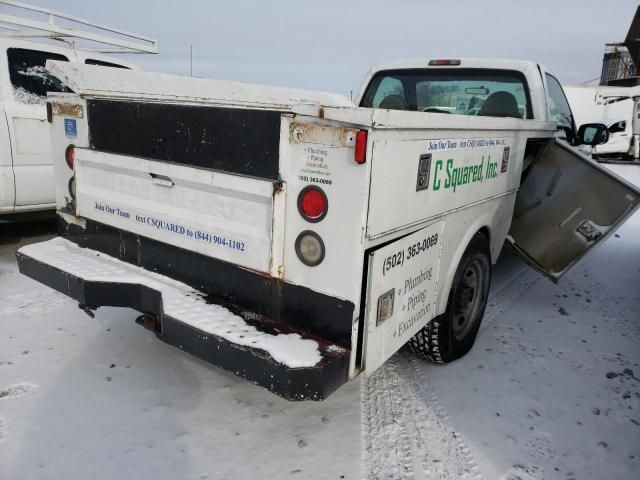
[435,208,505,316]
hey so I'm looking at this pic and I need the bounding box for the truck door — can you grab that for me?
[593,99,634,157]
[362,221,444,373]
[3,47,71,207]
[507,138,640,281]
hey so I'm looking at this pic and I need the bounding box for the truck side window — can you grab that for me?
[370,77,407,110]
[7,48,72,103]
[545,74,574,133]
[361,69,532,119]
[84,59,129,69]
[609,120,626,133]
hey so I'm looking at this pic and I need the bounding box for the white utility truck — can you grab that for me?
[16,58,640,400]
[0,0,157,216]
[564,84,640,161]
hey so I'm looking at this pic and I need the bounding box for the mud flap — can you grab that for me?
[362,221,444,374]
[508,139,640,281]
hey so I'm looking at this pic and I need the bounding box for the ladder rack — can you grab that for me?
[0,0,158,54]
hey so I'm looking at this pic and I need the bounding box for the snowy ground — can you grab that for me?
[1,164,639,480]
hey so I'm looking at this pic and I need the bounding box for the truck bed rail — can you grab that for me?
[0,0,158,54]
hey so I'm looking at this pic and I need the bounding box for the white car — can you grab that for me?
[0,1,155,216]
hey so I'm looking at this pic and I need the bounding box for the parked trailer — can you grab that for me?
[16,58,640,400]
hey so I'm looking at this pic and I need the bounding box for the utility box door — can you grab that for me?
[508,139,640,281]
[363,221,444,374]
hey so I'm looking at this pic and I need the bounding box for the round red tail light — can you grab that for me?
[65,144,75,169]
[297,186,328,222]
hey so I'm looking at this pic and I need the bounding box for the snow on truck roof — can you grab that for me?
[46,61,353,111]
[46,59,556,132]
[46,58,543,113]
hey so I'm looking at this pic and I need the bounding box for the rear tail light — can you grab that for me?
[297,186,328,222]
[355,130,367,164]
[65,144,75,169]
[295,231,325,266]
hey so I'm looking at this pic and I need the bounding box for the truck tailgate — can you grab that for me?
[74,148,277,273]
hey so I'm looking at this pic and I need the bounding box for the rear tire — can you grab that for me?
[407,232,491,364]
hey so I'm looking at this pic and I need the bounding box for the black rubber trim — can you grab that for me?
[67,176,76,200]
[16,252,350,401]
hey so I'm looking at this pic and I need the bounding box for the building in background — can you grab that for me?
[601,6,640,86]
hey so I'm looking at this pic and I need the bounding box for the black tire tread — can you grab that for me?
[406,316,444,364]
[407,232,491,364]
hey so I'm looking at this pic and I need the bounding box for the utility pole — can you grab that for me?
[190,44,193,77]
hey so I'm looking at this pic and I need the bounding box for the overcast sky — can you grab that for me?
[7,0,640,96]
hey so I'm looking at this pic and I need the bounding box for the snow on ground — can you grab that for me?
[1,164,639,480]
[0,228,360,480]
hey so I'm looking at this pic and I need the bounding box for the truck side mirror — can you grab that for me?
[577,123,609,146]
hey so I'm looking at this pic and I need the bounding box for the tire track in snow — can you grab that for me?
[362,357,415,479]
[362,265,540,479]
[482,267,541,329]
[362,356,482,480]
[407,357,483,480]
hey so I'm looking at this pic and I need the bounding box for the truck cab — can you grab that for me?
[0,1,155,216]
[357,58,588,142]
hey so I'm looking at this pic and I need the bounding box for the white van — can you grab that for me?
[0,1,156,216]
[17,57,640,400]
[564,84,640,161]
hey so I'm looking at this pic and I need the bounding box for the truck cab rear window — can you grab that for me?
[7,48,72,103]
[361,69,532,119]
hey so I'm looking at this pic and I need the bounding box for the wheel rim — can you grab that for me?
[451,258,486,341]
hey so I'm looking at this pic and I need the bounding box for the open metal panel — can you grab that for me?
[508,138,640,281]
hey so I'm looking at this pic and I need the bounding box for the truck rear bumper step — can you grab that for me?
[16,237,349,400]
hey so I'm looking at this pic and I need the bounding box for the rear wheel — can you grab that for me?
[407,232,491,363]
